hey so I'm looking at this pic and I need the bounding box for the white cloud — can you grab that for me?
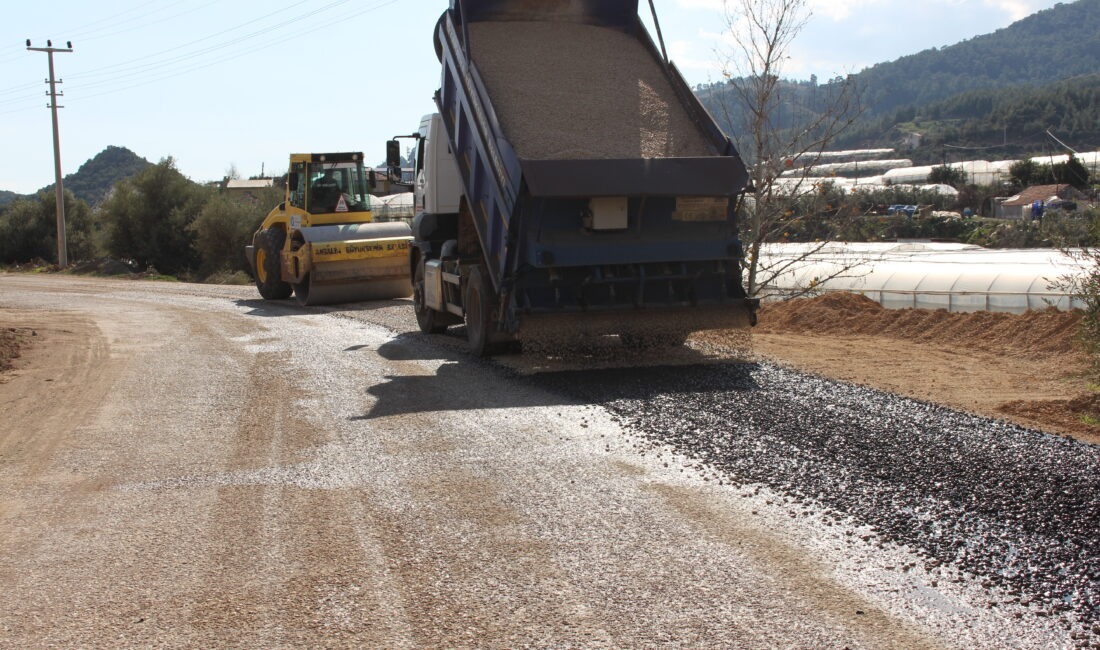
[809,0,885,22]
[676,0,726,10]
[669,40,726,74]
[982,0,1038,21]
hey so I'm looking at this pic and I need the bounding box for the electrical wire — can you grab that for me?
[71,0,400,102]
[66,0,344,89]
[0,0,401,115]
[0,0,176,62]
[0,0,334,105]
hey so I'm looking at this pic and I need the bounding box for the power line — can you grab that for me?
[66,0,336,88]
[62,0,396,100]
[0,0,169,61]
[1,0,401,115]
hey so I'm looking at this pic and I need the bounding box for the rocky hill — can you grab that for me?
[1,146,151,207]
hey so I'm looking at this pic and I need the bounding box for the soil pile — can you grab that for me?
[0,327,29,375]
[756,292,1083,359]
[468,21,715,159]
[744,292,1097,441]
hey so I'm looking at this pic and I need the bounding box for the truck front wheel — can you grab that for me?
[254,228,292,300]
[414,256,448,334]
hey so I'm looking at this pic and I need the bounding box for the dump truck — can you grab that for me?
[245,152,413,306]
[396,0,757,355]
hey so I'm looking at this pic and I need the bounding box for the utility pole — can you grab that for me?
[26,39,73,267]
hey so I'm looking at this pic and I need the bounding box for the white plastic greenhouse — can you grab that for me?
[770,177,957,197]
[756,242,1088,313]
[370,192,415,222]
[781,159,912,178]
[1029,151,1100,172]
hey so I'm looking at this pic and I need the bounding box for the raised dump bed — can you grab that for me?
[468,20,717,160]
[407,0,757,354]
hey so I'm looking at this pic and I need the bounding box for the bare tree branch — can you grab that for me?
[716,0,865,298]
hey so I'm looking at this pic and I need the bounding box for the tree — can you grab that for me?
[189,189,279,278]
[0,190,99,264]
[1009,155,1091,190]
[1052,211,1100,380]
[928,165,967,187]
[715,0,863,298]
[1052,154,1090,190]
[99,157,210,275]
[1009,159,1043,188]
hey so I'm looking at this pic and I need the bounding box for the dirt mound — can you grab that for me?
[0,327,31,375]
[757,292,1084,359]
[998,393,1100,439]
[70,259,137,276]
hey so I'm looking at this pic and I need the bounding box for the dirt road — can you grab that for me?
[0,274,1088,648]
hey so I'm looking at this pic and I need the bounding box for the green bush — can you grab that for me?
[189,190,276,279]
[98,157,210,275]
[0,190,99,264]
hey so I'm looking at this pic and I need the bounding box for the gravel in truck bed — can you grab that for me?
[467,20,717,160]
[530,360,1100,645]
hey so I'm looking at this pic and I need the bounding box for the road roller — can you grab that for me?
[245,152,413,306]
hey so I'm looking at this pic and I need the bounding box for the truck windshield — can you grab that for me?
[307,161,372,214]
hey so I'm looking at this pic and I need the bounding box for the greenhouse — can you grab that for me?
[756,242,1088,313]
[370,192,415,222]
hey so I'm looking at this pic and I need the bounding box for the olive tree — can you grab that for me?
[189,188,280,279]
[99,157,210,275]
[0,190,99,265]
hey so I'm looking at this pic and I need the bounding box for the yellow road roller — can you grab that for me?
[246,152,413,306]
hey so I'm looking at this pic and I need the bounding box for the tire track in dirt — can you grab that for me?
[184,336,414,646]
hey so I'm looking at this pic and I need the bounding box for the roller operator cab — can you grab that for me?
[400,0,758,356]
[245,152,413,307]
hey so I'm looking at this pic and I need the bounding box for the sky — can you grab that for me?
[0,0,1066,194]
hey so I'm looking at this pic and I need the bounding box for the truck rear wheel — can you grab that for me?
[414,257,448,334]
[464,265,497,357]
[254,228,292,300]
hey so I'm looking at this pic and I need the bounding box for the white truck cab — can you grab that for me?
[413,114,463,217]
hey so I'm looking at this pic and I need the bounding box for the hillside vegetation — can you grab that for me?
[1,146,151,208]
[44,146,151,206]
[836,74,1100,160]
[855,0,1100,116]
[699,0,1100,154]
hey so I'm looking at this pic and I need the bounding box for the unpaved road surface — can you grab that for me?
[0,274,1096,649]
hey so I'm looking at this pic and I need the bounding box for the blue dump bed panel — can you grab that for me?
[434,0,755,329]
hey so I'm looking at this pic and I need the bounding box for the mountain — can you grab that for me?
[696,0,1100,157]
[43,146,152,206]
[854,0,1100,117]
[1,146,152,208]
[834,73,1100,160]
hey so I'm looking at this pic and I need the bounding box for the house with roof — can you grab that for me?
[224,177,276,202]
[993,184,1083,220]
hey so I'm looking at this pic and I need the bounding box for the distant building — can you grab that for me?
[224,178,276,202]
[994,184,1082,220]
[901,132,922,150]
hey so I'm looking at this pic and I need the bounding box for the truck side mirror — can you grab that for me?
[288,173,299,192]
[386,140,401,168]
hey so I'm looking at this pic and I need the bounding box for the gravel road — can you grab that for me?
[0,274,1095,649]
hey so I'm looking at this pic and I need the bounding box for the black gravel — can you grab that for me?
[530,360,1100,634]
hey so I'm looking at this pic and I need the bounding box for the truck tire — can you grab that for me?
[254,228,292,300]
[464,265,497,357]
[414,257,448,334]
